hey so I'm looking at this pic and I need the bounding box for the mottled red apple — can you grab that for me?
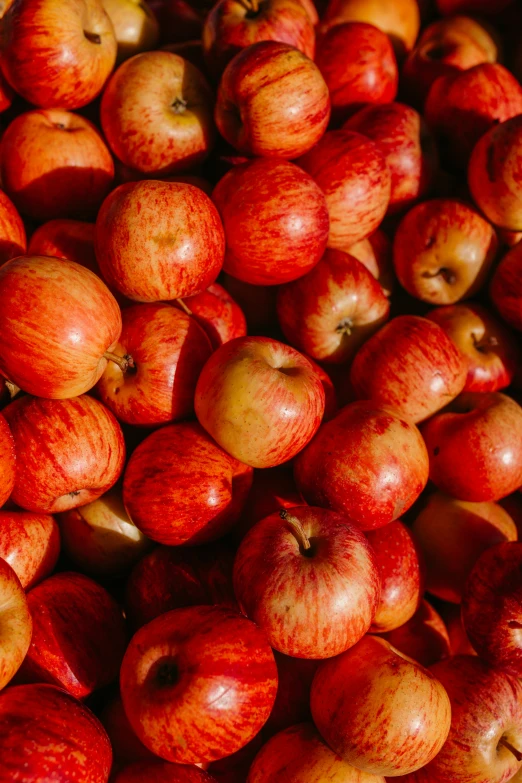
[0,511,60,590]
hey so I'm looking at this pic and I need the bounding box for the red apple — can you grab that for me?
[234,465,304,540]
[4,394,125,514]
[56,488,151,578]
[294,400,429,531]
[311,635,451,776]
[381,599,451,668]
[316,22,397,123]
[120,605,278,763]
[0,69,13,112]
[125,542,238,629]
[276,249,390,364]
[297,130,391,250]
[0,557,32,690]
[194,336,325,468]
[221,273,278,334]
[265,653,319,736]
[0,0,117,109]
[0,511,60,589]
[344,102,438,215]
[101,51,215,175]
[0,109,114,221]
[95,180,225,302]
[0,191,26,265]
[102,0,159,62]
[0,255,122,399]
[100,695,157,767]
[420,392,522,502]
[203,0,315,73]
[491,241,522,331]
[212,158,329,285]
[28,219,97,271]
[248,722,386,782]
[0,412,15,508]
[305,358,338,421]
[180,283,247,349]
[215,41,330,159]
[113,762,217,782]
[234,506,380,658]
[351,315,467,423]
[123,421,253,545]
[347,229,394,296]
[366,520,422,633]
[0,683,112,782]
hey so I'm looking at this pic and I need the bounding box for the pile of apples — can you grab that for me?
[2,0,522,781]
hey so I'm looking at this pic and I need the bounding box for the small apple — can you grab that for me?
[381,599,451,668]
[181,283,247,349]
[102,0,159,62]
[0,511,60,590]
[491,241,522,331]
[0,557,32,691]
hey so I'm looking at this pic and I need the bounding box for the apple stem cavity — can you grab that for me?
[104,351,135,374]
[472,333,499,354]
[422,267,457,285]
[84,30,102,44]
[336,317,353,335]
[171,97,188,115]
[280,509,312,554]
[499,737,522,761]
[176,298,193,316]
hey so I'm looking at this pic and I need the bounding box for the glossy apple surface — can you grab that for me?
[381,599,451,668]
[182,283,246,349]
[491,241,522,331]
[102,0,159,62]
[0,511,60,589]
[120,605,278,763]
[0,191,26,264]
[0,558,32,691]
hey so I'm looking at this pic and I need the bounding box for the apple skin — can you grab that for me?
[381,599,451,668]
[311,635,451,776]
[294,400,429,531]
[56,488,151,578]
[4,394,125,514]
[298,130,391,250]
[102,0,159,63]
[100,695,157,767]
[427,303,520,393]
[344,103,438,216]
[120,605,278,764]
[0,558,32,691]
[248,722,386,783]
[181,283,246,349]
[0,191,26,265]
[491,241,522,331]
[215,41,330,159]
[315,22,397,123]
[265,653,319,736]
[125,541,238,629]
[0,683,112,783]
[306,358,338,422]
[392,200,498,306]
[123,421,253,545]
[366,520,422,633]
[234,465,304,541]
[203,0,315,73]
[195,336,325,468]
[113,762,217,782]
[212,158,329,286]
[425,655,522,783]
[277,249,390,364]
[95,180,225,302]
[101,51,215,175]
[420,392,522,502]
[351,315,467,423]
[28,219,96,270]
[0,511,60,590]
[0,109,115,221]
[348,229,394,296]
[0,0,117,109]
[425,63,522,168]
[0,413,15,509]
[234,506,380,658]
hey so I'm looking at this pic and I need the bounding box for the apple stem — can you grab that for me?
[239,0,259,12]
[280,509,311,551]
[499,737,522,761]
[176,298,193,316]
[472,333,498,354]
[336,317,353,336]
[103,351,135,373]
[4,379,20,399]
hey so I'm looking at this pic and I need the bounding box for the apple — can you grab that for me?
[468,114,522,232]
[0,511,60,589]
[56,487,151,578]
[315,22,397,123]
[392,200,498,305]
[0,558,32,691]
[101,51,215,175]
[113,761,217,782]
[425,63,522,167]
[0,255,123,399]
[381,599,451,668]
[120,605,278,763]
[248,722,386,783]
[0,0,117,109]
[203,0,315,73]
[234,465,304,540]
[344,102,438,215]
[215,41,330,159]
[276,249,390,364]
[0,683,112,782]
[234,505,380,658]
[0,412,15,509]
[311,635,451,776]
[100,695,157,767]
[102,0,159,62]
[212,158,329,285]
[366,520,422,633]
[350,315,467,423]
[0,191,26,265]
[125,541,238,629]
[491,241,522,331]
[265,653,319,736]
[95,180,225,302]
[306,358,338,422]
[222,273,278,334]
[347,229,394,296]
[0,109,114,221]
[180,283,247,349]
[4,394,125,514]
[28,219,97,270]
[294,400,429,531]
[194,336,325,468]
[123,421,253,545]
[420,392,522,502]
[298,130,391,250]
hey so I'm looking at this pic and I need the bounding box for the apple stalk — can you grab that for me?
[280,508,311,552]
